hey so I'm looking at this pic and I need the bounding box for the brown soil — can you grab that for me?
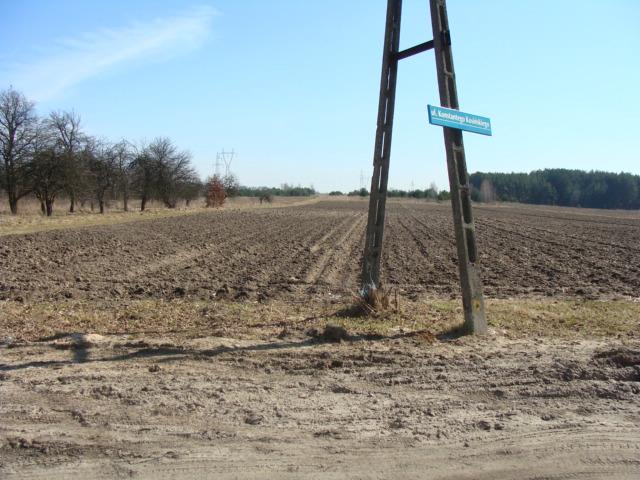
[1,200,639,302]
[1,199,639,478]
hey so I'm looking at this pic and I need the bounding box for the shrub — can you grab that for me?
[206,176,226,207]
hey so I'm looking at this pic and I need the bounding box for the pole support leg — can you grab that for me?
[430,0,487,334]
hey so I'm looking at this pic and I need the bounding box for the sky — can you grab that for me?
[1,0,639,193]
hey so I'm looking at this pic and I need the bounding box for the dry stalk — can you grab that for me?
[346,287,392,317]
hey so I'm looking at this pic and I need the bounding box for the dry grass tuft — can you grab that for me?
[363,287,391,311]
[1,295,638,344]
[342,287,400,318]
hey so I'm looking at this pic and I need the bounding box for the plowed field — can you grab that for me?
[1,199,639,302]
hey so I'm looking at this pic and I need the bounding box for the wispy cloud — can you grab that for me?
[1,5,216,101]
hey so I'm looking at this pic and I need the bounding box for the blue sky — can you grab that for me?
[2,1,639,192]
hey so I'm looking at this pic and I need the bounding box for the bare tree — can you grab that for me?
[47,111,85,213]
[85,140,117,214]
[130,144,155,211]
[32,151,66,216]
[30,126,66,217]
[0,87,38,214]
[147,137,196,208]
[223,172,240,198]
[112,140,133,211]
[181,176,203,207]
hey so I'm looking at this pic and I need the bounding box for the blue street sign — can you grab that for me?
[428,105,492,136]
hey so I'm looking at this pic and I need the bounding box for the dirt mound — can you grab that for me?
[319,325,351,343]
[594,347,640,367]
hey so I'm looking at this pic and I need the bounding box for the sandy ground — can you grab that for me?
[1,329,639,479]
[1,199,639,478]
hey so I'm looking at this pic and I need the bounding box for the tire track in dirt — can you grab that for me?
[184,209,340,298]
[248,208,355,288]
[112,208,340,298]
[307,214,355,254]
[121,213,289,282]
[320,213,367,291]
[380,203,458,293]
[302,213,366,290]
[2,334,638,479]
[330,213,368,292]
[246,211,348,287]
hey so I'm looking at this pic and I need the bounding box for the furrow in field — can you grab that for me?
[1,199,639,301]
[302,212,366,290]
[479,215,640,254]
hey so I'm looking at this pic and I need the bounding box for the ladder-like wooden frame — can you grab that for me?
[362,0,487,335]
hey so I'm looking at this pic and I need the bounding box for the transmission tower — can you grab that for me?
[217,149,235,177]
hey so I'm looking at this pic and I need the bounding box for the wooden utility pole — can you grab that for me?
[361,0,402,290]
[361,0,488,334]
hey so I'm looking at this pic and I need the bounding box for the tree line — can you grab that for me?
[387,183,447,200]
[329,186,451,201]
[470,169,640,210]
[235,184,316,197]
[1,87,201,216]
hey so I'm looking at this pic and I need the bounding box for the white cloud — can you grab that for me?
[1,5,216,101]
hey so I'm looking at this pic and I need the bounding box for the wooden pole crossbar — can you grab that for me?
[361,0,487,335]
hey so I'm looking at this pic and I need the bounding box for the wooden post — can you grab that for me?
[360,0,487,335]
[361,0,402,292]
[429,0,487,334]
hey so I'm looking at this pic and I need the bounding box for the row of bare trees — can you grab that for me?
[0,87,202,216]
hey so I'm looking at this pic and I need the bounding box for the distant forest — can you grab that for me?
[236,185,316,197]
[469,169,640,210]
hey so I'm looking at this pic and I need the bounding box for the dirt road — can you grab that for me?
[1,330,639,479]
